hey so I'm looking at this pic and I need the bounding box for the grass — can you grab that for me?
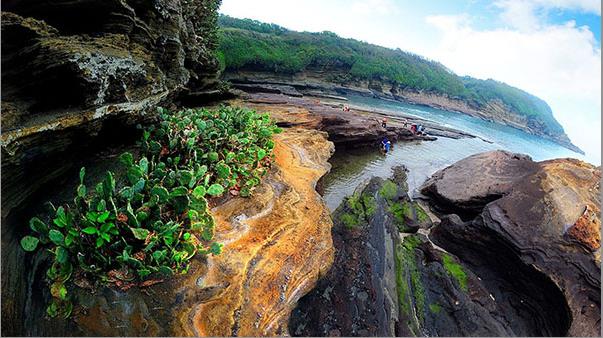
[442,253,468,292]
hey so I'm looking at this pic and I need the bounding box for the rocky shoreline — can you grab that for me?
[223,71,583,154]
[226,92,480,147]
[290,151,600,337]
[2,1,598,336]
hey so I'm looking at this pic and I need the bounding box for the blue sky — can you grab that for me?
[220,0,601,164]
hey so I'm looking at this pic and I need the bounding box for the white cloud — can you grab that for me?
[219,0,600,163]
[494,0,601,31]
[425,13,601,163]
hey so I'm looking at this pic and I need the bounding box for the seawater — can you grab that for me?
[321,94,586,210]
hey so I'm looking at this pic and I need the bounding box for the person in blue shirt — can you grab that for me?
[381,137,391,153]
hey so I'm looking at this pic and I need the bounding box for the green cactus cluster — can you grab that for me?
[20,105,282,318]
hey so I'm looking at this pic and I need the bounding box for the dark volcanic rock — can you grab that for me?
[420,150,539,218]
[290,166,520,336]
[428,153,601,337]
[289,175,403,336]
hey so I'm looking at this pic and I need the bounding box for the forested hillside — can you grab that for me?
[217,15,572,149]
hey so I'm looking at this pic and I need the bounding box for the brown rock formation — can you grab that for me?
[424,151,601,336]
[187,128,335,336]
[420,150,540,218]
[228,93,436,148]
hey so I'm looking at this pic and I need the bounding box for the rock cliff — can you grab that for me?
[1,0,224,334]
[292,150,600,337]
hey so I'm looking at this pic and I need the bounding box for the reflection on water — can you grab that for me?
[322,95,586,211]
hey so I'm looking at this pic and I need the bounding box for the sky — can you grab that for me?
[220,0,601,164]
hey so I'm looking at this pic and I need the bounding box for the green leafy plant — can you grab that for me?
[20,106,281,318]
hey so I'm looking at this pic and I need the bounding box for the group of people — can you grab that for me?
[410,123,426,135]
[379,119,428,154]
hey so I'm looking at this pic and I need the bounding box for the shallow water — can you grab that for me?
[322,95,586,210]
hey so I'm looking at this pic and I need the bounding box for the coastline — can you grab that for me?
[222,71,585,155]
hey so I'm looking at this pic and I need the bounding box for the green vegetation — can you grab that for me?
[395,235,425,330]
[20,106,282,318]
[339,190,376,229]
[389,199,430,231]
[442,253,468,292]
[340,213,360,229]
[461,77,564,135]
[414,204,430,224]
[390,201,412,222]
[379,180,398,200]
[429,303,442,314]
[218,15,567,139]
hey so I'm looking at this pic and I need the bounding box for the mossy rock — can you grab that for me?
[441,253,468,292]
[395,235,426,332]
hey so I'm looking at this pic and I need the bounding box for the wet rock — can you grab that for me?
[290,165,442,336]
[428,154,601,336]
[395,233,515,337]
[289,175,405,336]
[290,166,511,337]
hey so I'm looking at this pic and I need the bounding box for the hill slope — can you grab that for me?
[217,15,582,154]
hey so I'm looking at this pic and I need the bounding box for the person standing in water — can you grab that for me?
[381,137,391,153]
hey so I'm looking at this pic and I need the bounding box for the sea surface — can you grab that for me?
[321,94,587,210]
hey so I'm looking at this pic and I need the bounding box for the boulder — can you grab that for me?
[420,150,539,218]
[428,155,601,336]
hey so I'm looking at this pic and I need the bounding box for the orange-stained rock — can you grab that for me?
[31,127,335,337]
[176,128,335,336]
[567,205,601,251]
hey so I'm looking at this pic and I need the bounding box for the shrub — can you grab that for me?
[20,106,282,318]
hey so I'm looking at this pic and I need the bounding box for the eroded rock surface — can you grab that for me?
[1,2,223,333]
[186,128,335,336]
[420,150,539,218]
[290,167,516,337]
[426,151,601,336]
[12,128,335,336]
[289,171,406,337]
